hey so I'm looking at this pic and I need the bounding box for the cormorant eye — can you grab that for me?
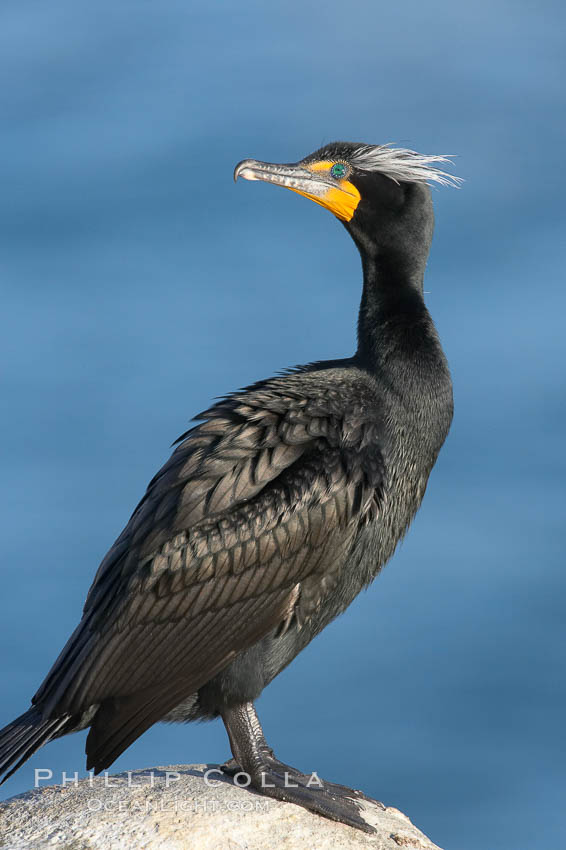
[330,162,347,179]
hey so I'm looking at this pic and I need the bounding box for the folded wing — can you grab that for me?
[32,377,384,772]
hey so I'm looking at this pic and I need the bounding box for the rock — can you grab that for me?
[0,764,442,850]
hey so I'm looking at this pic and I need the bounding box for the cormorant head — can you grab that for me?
[234,141,460,266]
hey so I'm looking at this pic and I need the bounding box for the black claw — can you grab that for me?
[220,757,240,777]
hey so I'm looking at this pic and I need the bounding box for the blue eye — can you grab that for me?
[330,162,347,179]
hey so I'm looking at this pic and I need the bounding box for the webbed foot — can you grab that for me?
[221,703,382,833]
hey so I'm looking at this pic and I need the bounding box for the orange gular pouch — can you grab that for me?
[291,161,361,222]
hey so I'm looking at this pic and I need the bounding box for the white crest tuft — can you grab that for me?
[349,144,462,188]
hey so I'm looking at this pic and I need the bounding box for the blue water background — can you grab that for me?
[1,3,565,848]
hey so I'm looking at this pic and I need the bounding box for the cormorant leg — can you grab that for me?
[221,702,379,833]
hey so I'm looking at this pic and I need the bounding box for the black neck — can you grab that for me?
[355,248,433,372]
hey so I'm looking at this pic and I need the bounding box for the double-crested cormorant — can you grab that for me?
[0,142,458,832]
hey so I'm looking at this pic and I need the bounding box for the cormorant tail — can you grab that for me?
[0,707,69,785]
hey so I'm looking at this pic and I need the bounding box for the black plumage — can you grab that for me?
[0,141,457,831]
